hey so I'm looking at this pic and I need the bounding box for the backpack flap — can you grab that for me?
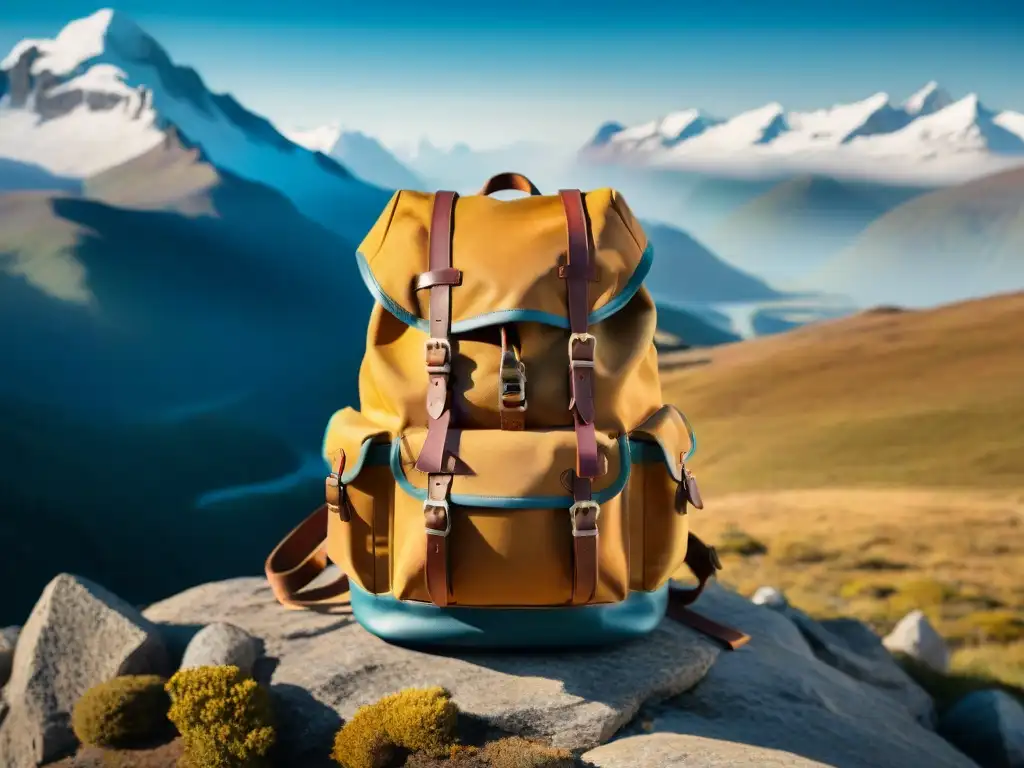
[320,408,393,594]
[628,405,699,591]
[388,427,631,607]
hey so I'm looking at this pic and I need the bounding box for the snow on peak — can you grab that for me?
[285,123,344,153]
[903,81,954,116]
[1,9,148,75]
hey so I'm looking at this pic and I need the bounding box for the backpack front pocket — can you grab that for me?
[627,404,698,591]
[321,408,394,595]
[388,428,632,607]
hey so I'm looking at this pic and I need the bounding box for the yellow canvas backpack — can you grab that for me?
[265,172,747,649]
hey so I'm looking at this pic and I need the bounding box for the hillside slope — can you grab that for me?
[812,167,1024,307]
[661,292,1024,493]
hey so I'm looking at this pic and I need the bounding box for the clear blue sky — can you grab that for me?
[2,0,1023,150]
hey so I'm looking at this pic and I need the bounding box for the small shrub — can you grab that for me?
[951,610,1024,644]
[483,736,576,768]
[775,538,835,565]
[839,579,896,601]
[165,665,275,768]
[332,687,458,768]
[71,675,171,747]
[715,526,768,557]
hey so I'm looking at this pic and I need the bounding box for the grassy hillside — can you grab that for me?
[662,293,1024,493]
[663,292,1024,689]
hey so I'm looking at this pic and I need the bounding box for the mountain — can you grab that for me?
[705,175,932,285]
[0,9,390,242]
[285,124,426,190]
[0,158,80,193]
[810,166,1024,307]
[641,221,779,303]
[400,138,575,193]
[0,135,373,623]
[582,83,1024,185]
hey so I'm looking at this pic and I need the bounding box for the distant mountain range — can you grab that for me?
[0,9,390,243]
[583,82,1024,185]
[285,124,426,190]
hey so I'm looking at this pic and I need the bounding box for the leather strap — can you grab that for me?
[414,267,462,292]
[265,505,350,609]
[499,326,527,431]
[424,474,453,607]
[416,191,459,607]
[559,189,599,479]
[667,533,750,649]
[324,450,352,522]
[672,533,722,606]
[416,191,459,473]
[569,472,598,605]
[559,189,601,606]
[478,172,541,197]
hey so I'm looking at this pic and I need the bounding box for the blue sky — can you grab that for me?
[2,0,1023,150]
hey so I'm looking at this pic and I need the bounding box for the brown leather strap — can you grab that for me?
[424,474,453,606]
[478,172,541,197]
[673,533,722,606]
[667,598,751,651]
[665,532,749,650]
[416,191,459,473]
[569,472,598,605]
[559,189,599,479]
[265,505,350,609]
[414,267,463,291]
[499,326,527,431]
[324,450,352,522]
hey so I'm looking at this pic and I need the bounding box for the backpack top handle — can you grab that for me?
[477,172,542,197]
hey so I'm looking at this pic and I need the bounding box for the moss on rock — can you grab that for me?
[71,674,171,748]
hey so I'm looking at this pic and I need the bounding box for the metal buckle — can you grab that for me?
[425,338,451,375]
[423,498,451,537]
[569,500,600,537]
[499,359,527,411]
[568,333,596,371]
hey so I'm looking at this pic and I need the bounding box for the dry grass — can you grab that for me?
[661,294,1024,690]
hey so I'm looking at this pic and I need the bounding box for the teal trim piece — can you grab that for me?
[390,434,631,507]
[355,243,654,334]
[628,438,665,465]
[349,582,668,648]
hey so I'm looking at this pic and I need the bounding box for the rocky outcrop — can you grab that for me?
[940,690,1024,768]
[883,609,951,673]
[585,583,974,768]
[143,576,720,763]
[179,621,262,677]
[2,570,1012,768]
[0,625,19,688]
[0,574,169,767]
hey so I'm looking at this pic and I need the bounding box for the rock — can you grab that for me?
[585,732,832,767]
[0,625,19,688]
[939,689,1024,768]
[751,586,788,608]
[785,612,935,726]
[144,575,721,762]
[883,610,950,673]
[0,574,169,768]
[179,622,262,677]
[591,582,976,768]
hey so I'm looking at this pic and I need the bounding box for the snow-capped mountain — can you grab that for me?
[284,123,425,190]
[0,9,390,239]
[583,83,1024,183]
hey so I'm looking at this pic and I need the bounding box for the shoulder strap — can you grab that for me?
[264,505,350,609]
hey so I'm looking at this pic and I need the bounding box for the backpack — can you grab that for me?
[265,172,747,650]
